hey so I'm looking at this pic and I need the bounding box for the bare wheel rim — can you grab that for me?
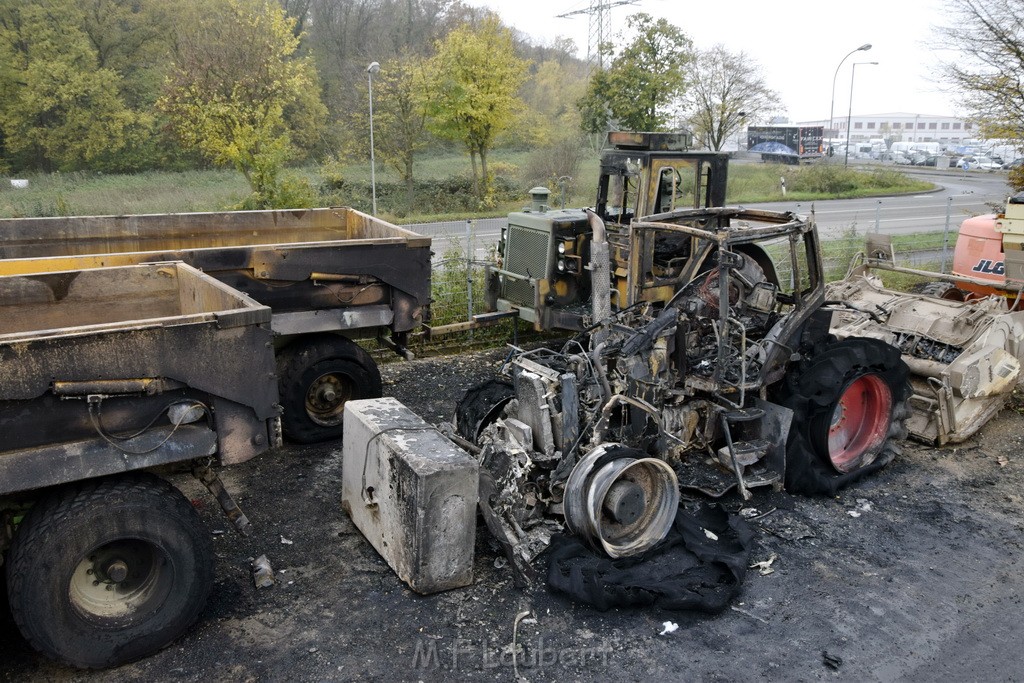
[69,539,173,622]
[828,374,893,473]
[305,371,354,427]
[565,445,679,558]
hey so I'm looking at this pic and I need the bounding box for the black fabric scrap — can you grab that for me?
[545,504,755,612]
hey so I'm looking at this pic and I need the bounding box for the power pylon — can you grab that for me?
[556,0,637,69]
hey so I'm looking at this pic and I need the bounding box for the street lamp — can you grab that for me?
[845,61,878,167]
[367,61,380,215]
[829,43,871,154]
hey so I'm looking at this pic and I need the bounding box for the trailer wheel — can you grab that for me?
[5,473,213,669]
[278,335,382,443]
[776,338,911,495]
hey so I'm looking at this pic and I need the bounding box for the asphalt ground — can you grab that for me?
[2,346,1022,682]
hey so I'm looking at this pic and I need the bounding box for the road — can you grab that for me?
[745,169,1009,239]
[410,168,1012,259]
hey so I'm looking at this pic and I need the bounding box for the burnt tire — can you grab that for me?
[776,337,911,496]
[454,380,515,442]
[5,473,213,669]
[912,280,966,301]
[278,335,382,443]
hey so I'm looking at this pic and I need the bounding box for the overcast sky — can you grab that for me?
[473,0,959,123]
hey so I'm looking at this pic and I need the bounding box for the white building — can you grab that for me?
[797,113,975,149]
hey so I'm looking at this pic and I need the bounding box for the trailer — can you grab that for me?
[0,261,280,668]
[0,207,432,442]
[747,125,824,164]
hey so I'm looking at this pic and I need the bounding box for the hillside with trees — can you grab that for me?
[0,0,785,213]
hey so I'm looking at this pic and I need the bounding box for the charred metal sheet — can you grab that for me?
[270,306,394,336]
[0,424,216,496]
[0,322,278,420]
[210,397,277,466]
[250,242,431,302]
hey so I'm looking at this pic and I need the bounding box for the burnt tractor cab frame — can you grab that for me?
[487,131,730,331]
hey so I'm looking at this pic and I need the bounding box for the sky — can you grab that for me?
[472,0,959,123]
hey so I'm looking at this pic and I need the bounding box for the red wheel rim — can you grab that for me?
[827,374,892,473]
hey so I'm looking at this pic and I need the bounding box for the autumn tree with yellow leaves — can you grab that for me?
[158,0,326,207]
[425,16,530,202]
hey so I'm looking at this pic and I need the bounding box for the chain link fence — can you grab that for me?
[788,196,960,279]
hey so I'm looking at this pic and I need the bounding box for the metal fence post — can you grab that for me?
[466,219,474,329]
[941,196,953,273]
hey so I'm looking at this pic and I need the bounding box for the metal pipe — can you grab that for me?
[845,61,878,167]
[941,196,953,273]
[586,209,612,347]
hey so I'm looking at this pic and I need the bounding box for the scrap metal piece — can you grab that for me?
[513,370,556,457]
[252,555,274,588]
[829,274,1024,444]
[193,463,252,536]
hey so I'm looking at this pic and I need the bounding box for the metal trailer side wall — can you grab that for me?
[0,263,279,495]
[0,207,432,336]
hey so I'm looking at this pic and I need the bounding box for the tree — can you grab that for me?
[303,0,461,120]
[158,0,326,205]
[520,58,588,145]
[425,15,529,201]
[0,0,143,171]
[686,45,782,151]
[937,0,1024,152]
[78,0,175,104]
[577,13,692,133]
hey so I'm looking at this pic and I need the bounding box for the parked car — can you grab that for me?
[1003,158,1024,170]
[959,155,999,171]
[975,156,999,170]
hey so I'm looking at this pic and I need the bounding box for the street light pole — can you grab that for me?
[367,61,380,216]
[845,61,878,167]
[829,43,871,155]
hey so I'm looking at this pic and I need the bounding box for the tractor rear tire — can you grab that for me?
[776,337,911,495]
[5,473,213,669]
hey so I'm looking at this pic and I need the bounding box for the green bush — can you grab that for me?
[322,173,522,215]
[235,173,319,210]
[788,165,860,194]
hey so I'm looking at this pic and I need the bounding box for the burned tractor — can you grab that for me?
[486,131,728,331]
[463,142,911,562]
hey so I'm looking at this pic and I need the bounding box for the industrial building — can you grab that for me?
[797,113,975,147]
